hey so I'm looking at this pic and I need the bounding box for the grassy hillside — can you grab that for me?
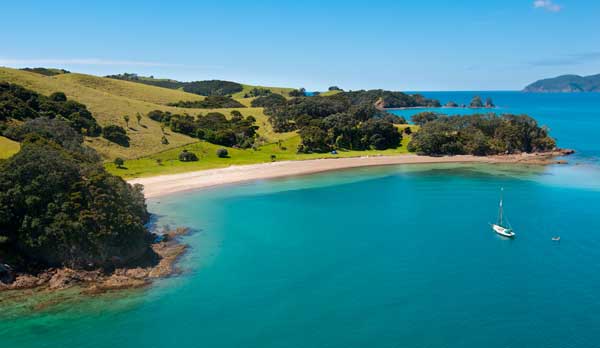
[1,67,416,178]
[0,136,20,159]
[106,125,418,178]
[0,67,292,160]
[232,84,296,99]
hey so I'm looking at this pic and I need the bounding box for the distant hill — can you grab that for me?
[523,74,600,92]
[105,73,295,98]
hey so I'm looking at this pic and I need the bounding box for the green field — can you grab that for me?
[105,125,418,178]
[1,67,418,179]
[0,136,20,159]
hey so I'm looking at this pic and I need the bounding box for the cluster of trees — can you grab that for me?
[289,88,306,97]
[102,125,130,147]
[0,82,101,136]
[244,88,272,98]
[182,80,243,96]
[168,96,246,109]
[250,93,287,107]
[20,67,70,76]
[407,113,556,156]
[411,112,440,126]
[328,86,343,91]
[148,110,258,148]
[105,73,244,96]
[265,92,410,153]
[0,118,155,270]
[340,90,440,108]
[105,73,182,89]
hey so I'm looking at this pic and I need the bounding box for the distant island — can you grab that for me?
[523,74,600,92]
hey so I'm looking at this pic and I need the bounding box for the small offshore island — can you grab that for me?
[0,67,572,306]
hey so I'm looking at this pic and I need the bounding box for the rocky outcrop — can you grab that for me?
[1,228,189,295]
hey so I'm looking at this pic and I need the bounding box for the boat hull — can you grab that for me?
[492,224,515,238]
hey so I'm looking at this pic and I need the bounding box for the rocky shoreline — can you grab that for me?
[0,227,189,296]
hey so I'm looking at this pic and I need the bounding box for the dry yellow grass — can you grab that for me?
[0,136,20,159]
[0,67,295,160]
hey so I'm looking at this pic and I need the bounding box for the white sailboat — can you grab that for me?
[492,188,515,238]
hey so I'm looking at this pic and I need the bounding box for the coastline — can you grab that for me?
[130,151,571,198]
[0,228,189,298]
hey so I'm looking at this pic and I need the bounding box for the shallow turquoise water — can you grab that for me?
[2,92,600,347]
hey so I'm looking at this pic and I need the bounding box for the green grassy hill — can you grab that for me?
[0,67,416,178]
[0,67,293,160]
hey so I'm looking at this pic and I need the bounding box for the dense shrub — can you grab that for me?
[102,125,130,147]
[411,112,439,126]
[0,120,154,270]
[408,114,556,156]
[147,110,258,148]
[216,148,229,158]
[251,93,287,107]
[289,88,306,97]
[169,96,246,109]
[245,88,272,97]
[21,67,70,76]
[182,80,243,96]
[264,91,412,153]
[178,149,198,162]
[0,82,101,136]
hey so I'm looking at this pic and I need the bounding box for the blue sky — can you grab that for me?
[1,0,598,90]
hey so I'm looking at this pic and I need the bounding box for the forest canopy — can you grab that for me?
[407,114,556,156]
[148,110,258,148]
[168,96,245,109]
[264,90,421,153]
[105,73,244,96]
[0,118,154,270]
[0,82,101,136]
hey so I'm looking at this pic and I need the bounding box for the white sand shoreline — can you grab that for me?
[129,153,566,198]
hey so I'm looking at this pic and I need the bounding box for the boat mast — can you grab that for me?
[498,188,504,226]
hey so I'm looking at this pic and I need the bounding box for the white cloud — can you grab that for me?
[0,58,182,67]
[533,0,562,12]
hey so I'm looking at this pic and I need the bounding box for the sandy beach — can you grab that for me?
[129,152,569,198]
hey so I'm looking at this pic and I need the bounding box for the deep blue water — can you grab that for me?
[1,92,600,348]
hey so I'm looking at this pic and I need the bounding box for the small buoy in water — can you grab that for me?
[552,236,561,241]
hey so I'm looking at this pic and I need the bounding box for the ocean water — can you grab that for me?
[2,92,600,348]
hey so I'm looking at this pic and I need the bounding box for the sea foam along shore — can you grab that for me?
[130,151,573,198]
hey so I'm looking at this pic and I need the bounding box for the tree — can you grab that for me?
[114,157,125,168]
[289,88,306,97]
[178,149,198,162]
[270,154,277,162]
[328,86,342,91]
[136,112,142,124]
[404,126,413,135]
[216,148,229,158]
[123,115,130,128]
[0,122,154,270]
[102,125,130,146]
[470,96,484,108]
[411,112,439,126]
[251,93,287,107]
[49,91,67,102]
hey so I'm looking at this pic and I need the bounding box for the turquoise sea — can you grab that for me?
[2,92,600,348]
